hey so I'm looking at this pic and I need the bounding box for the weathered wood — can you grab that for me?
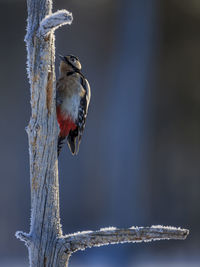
[61,226,189,253]
[16,0,72,266]
[16,1,189,266]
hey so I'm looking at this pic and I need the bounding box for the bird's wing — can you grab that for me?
[77,77,91,141]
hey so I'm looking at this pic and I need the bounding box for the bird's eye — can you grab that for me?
[71,57,76,62]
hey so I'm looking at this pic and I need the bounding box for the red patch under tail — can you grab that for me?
[56,106,77,137]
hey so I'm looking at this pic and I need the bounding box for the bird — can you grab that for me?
[56,54,91,156]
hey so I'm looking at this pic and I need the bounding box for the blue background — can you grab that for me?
[0,0,199,266]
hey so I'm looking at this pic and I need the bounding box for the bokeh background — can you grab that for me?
[0,0,200,266]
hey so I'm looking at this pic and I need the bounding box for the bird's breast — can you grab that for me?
[57,74,85,121]
[61,94,80,121]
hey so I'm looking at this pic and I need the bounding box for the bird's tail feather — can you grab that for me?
[67,135,76,155]
[57,136,66,156]
[67,129,80,155]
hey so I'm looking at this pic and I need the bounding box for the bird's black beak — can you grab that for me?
[58,54,66,62]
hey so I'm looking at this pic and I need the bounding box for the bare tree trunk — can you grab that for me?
[16,0,73,266]
[15,0,189,266]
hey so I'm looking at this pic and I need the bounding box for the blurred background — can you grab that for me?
[0,0,200,266]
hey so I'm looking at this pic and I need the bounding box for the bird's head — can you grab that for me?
[59,54,82,72]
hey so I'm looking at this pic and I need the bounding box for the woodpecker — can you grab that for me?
[56,54,91,156]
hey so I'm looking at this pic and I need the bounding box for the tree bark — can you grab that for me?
[15,1,189,266]
[16,0,73,266]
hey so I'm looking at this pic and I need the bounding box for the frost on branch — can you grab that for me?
[61,225,189,253]
[39,9,73,36]
[15,231,31,247]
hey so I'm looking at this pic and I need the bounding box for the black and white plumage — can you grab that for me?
[56,54,91,155]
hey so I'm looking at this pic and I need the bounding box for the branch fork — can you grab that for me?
[16,226,189,258]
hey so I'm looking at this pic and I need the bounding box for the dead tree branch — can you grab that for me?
[38,10,73,37]
[61,226,189,253]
